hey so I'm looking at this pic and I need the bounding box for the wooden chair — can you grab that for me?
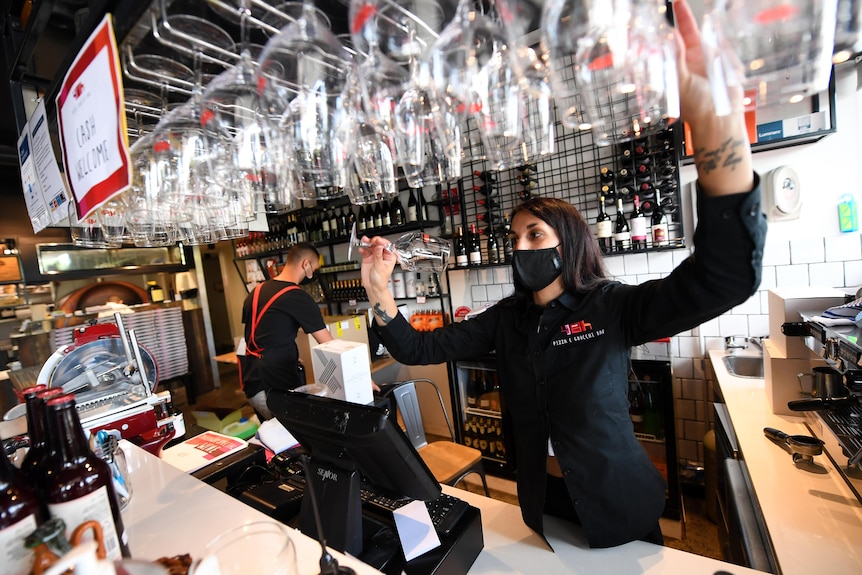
[386,379,490,497]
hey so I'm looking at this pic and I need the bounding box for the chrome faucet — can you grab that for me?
[724,335,766,354]
[725,335,748,353]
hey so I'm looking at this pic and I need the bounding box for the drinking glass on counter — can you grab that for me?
[202,521,297,575]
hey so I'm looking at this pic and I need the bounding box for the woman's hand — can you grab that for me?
[358,236,397,293]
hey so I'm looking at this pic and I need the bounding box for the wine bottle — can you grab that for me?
[502,214,513,262]
[407,188,418,222]
[651,189,669,247]
[454,226,469,267]
[467,370,479,408]
[418,189,428,222]
[373,201,384,229]
[628,381,645,434]
[599,166,614,183]
[487,228,500,264]
[614,198,631,252]
[329,206,339,237]
[473,183,497,197]
[321,208,331,239]
[468,223,482,266]
[474,170,497,183]
[596,195,613,255]
[0,446,40,575]
[390,194,405,227]
[630,195,648,251]
[44,394,130,559]
[338,206,349,238]
[346,205,356,232]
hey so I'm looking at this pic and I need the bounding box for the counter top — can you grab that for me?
[709,348,862,575]
[123,440,762,574]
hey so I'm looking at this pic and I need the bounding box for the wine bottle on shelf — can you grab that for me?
[502,214,513,262]
[390,194,405,227]
[338,206,349,238]
[633,138,649,158]
[454,226,469,267]
[614,198,631,252]
[600,183,616,202]
[467,369,479,408]
[630,195,648,251]
[477,197,497,209]
[473,183,497,197]
[651,189,670,247]
[407,188,418,222]
[468,223,482,266]
[474,170,497,183]
[373,201,384,229]
[346,205,356,232]
[329,208,339,238]
[418,189,428,222]
[599,166,614,183]
[487,227,500,264]
[628,381,645,434]
[44,394,131,559]
[0,445,40,575]
[321,208,331,240]
[381,199,393,228]
[596,195,613,255]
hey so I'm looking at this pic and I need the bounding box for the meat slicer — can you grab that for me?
[33,313,179,455]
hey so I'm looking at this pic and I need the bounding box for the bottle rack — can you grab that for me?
[441,114,686,265]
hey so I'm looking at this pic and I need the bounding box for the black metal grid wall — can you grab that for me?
[439,100,686,265]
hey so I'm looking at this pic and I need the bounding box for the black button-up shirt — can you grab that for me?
[374,179,766,548]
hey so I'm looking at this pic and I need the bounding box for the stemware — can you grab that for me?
[349,0,445,65]
[543,0,679,145]
[347,223,451,272]
[703,0,838,109]
[257,1,355,201]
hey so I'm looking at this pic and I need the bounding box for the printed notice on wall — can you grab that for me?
[55,13,130,221]
[16,100,70,233]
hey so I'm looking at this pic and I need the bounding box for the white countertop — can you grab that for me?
[709,348,862,575]
[122,440,764,575]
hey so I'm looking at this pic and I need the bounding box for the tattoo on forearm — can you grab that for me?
[694,136,745,176]
[373,302,394,324]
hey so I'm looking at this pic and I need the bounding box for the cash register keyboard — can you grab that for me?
[270,451,469,536]
[360,489,469,537]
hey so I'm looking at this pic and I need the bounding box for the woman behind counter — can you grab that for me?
[358,0,766,549]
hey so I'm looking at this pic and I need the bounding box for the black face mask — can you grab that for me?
[300,265,318,286]
[512,245,562,292]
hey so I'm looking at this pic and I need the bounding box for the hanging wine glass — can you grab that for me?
[544,0,679,145]
[347,223,451,272]
[484,44,555,170]
[201,8,288,216]
[257,1,355,201]
[349,0,445,65]
[394,51,462,189]
[703,0,837,109]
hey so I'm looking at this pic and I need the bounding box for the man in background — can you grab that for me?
[238,242,332,419]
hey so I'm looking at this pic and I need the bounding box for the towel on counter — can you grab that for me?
[811,297,862,326]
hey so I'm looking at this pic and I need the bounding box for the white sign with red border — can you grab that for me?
[56,13,130,221]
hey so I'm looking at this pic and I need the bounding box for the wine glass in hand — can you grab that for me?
[348,223,451,272]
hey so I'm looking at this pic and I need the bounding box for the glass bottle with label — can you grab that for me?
[0,446,40,575]
[146,281,164,303]
[407,188,418,222]
[468,224,482,266]
[630,195,648,251]
[596,195,613,255]
[486,227,500,264]
[651,188,669,247]
[614,198,631,252]
[454,226,468,267]
[44,394,130,560]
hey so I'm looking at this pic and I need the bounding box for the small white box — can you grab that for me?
[764,339,827,415]
[311,339,374,405]
[767,287,846,358]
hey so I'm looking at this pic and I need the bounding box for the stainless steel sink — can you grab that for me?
[722,355,764,378]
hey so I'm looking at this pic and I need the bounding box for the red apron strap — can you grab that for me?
[246,284,300,357]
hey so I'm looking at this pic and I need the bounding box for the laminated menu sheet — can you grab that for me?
[161,431,249,473]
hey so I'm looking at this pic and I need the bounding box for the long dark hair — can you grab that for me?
[511,197,609,296]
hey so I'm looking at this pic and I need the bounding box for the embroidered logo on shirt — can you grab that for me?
[553,319,605,346]
[560,320,592,335]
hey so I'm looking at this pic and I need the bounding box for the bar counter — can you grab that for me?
[122,441,762,574]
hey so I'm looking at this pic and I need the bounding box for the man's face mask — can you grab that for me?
[300,262,318,285]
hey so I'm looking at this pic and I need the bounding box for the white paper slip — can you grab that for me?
[392,500,441,562]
